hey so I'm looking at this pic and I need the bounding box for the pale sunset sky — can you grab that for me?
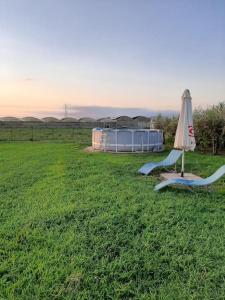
[0,0,225,117]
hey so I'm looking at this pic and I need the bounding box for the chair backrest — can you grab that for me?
[202,165,225,185]
[162,149,183,165]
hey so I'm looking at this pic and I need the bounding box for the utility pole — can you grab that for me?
[64,104,68,118]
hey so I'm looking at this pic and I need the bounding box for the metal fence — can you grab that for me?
[0,120,151,142]
[0,127,92,143]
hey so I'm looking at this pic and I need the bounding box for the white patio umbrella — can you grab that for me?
[174,89,196,177]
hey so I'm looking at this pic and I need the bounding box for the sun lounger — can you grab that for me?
[138,149,183,175]
[154,165,225,191]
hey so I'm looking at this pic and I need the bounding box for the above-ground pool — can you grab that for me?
[92,128,164,152]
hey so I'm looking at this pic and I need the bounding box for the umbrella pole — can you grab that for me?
[181,149,184,177]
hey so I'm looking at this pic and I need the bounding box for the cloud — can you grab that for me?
[1,105,178,118]
[67,105,178,119]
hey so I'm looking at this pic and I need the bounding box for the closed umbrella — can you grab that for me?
[174,89,196,177]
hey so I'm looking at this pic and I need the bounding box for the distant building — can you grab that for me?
[79,117,96,122]
[0,116,21,122]
[97,117,115,122]
[115,116,132,122]
[60,117,78,122]
[133,116,151,129]
[42,117,59,122]
[21,117,42,122]
[114,116,135,128]
[133,116,150,122]
[0,115,152,129]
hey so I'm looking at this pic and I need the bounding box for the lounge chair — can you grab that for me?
[154,165,225,191]
[138,149,183,175]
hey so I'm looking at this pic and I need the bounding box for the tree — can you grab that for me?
[194,102,225,154]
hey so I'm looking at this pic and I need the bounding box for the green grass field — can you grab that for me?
[0,131,225,299]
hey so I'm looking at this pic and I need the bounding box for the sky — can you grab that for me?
[0,0,225,118]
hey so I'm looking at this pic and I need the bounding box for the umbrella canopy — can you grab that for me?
[174,89,196,176]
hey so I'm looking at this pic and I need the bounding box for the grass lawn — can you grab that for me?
[0,134,225,299]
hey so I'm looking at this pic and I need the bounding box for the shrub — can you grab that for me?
[153,101,225,154]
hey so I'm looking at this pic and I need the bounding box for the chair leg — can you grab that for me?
[187,186,194,192]
[165,167,176,173]
[207,185,214,193]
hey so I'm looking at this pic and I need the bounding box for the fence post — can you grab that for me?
[31,126,34,141]
[10,128,13,141]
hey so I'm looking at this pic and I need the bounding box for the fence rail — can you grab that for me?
[0,121,117,129]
